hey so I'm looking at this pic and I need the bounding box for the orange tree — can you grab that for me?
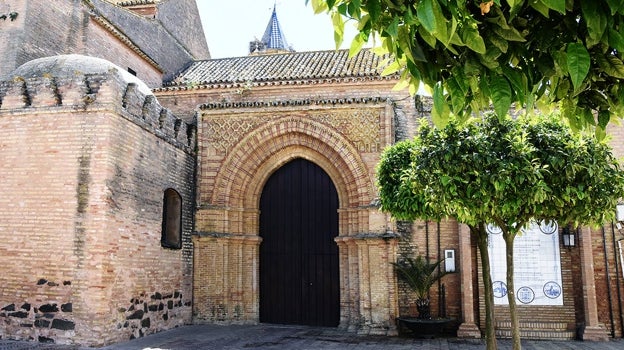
[309,0,624,138]
[376,113,624,349]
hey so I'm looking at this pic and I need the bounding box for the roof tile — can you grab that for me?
[168,49,392,86]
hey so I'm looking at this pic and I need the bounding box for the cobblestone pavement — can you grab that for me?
[1,324,624,350]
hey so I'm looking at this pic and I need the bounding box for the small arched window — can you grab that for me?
[161,188,182,249]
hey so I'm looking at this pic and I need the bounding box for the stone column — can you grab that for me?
[457,224,482,338]
[335,237,357,331]
[349,234,399,336]
[578,226,609,341]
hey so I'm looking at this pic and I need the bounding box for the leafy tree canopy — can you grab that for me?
[377,113,624,234]
[310,0,624,138]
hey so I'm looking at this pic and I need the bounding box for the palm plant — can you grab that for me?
[392,254,451,320]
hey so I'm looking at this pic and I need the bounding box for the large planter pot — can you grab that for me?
[396,317,452,338]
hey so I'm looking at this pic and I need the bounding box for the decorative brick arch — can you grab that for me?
[211,116,374,221]
[194,112,398,333]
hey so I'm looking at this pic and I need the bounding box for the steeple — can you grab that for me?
[249,4,294,55]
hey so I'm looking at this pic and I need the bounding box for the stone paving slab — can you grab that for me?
[1,324,624,350]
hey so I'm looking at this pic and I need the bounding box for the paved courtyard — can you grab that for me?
[1,324,624,350]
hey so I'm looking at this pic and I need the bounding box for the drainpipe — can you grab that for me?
[426,221,430,302]
[425,221,430,261]
[611,222,624,337]
[437,221,443,317]
[603,225,616,337]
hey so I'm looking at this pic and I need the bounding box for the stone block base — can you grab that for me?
[457,322,482,339]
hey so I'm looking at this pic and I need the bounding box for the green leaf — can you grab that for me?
[381,59,401,76]
[357,14,370,31]
[555,78,570,100]
[487,32,508,53]
[581,1,608,48]
[408,77,420,96]
[595,124,607,141]
[529,0,550,17]
[489,75,512,117]
[348,0,362,18]
[366,0,381,23]
[479,46,502,70]
[432,83,450,128]
[566,43,590,92]
[581,107,595,127]
[492,25,526,42]
[503,66,526,103]
[398,25,426,63]
[332,11,345,49]
[561,97,577,128]
[386,17,400,37]
[349,34,365,58]
[540,0,565,14]
[418,25,437,48]
[506,0,522,12]
[431,1,449,43]
[310,0,329,14]
[447,77,467,115]
[598,110,610,129]
[462,26,486,54]
[608,28,624,52]
[605,0,624,15]
[417,0,436,34]
[596,54,624,79]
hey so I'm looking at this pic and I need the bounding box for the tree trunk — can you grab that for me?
[503,230,521,350]
[416,298,431,319]
[474,224,497,350]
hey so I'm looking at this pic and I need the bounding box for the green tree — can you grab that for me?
[377,113,624,349]
[309,0,624,138]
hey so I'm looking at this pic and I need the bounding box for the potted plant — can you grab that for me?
[392,253,453,337]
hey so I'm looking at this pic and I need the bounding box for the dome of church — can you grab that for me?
[12,54,153,95]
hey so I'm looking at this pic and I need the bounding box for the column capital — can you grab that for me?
[193,232,262,244]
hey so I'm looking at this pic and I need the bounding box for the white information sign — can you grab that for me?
[488,220,563,306]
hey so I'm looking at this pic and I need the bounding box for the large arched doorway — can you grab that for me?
[259,158,340,327]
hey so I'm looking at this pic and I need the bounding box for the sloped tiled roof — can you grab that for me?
[115,0,157,5]
[164,49,394,88]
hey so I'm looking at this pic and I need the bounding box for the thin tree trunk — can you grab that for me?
[474,224,497,350]
[503,230,521,350]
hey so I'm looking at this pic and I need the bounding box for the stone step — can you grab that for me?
[494,321,576,340]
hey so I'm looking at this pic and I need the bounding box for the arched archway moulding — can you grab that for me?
[212,116,373,212]
[193,113,399,335]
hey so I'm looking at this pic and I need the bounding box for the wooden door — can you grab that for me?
[259,158,340,327]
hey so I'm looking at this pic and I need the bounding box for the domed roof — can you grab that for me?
[12,54,152,95]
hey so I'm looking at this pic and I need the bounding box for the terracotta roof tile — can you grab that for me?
[167,49,393,86]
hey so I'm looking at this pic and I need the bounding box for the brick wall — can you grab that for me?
[0,66,195,346]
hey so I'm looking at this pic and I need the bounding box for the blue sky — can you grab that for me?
[197,0,357,58]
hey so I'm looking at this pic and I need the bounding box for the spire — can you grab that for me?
[250,4,294,55]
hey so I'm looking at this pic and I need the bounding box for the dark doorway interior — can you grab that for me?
[259,158,340,327]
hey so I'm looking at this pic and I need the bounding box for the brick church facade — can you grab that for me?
[0,0,623,346]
